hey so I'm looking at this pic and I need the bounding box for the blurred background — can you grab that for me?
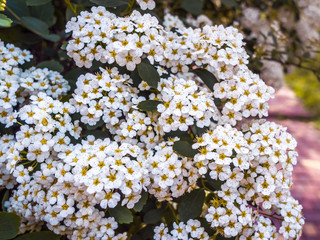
[268,69,320,240]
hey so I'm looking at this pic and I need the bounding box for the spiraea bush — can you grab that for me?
[0,1,306,240]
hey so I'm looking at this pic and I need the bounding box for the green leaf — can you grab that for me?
[221,0,238,7]
[86,119,105,130]
[133,191,148,212]
[13,231,60,240]
[36,60,63,72]
[205,173,223,191]
[0,212,21,240]
[193,68,219,91]
[178,189,205,222]
[137,100,162,111]
[89,0,129,7]
[26,0,51,6]
[198,217,215,236]
[5,0,30,18]
[164,130,193,143]
[42,34,60,42]
[131,69,142,88]
[1,190,10,211]
[108,205,133,224]
[137,62,160,88]
[143,208,164,224]
[30,2,55,27]
[0,14,13,27]
[191,125,208,136]
[216,234,236,240]
[181,0,203,15]
[20,16,49,36]
[84,130,109,140]
[173,141,198,158]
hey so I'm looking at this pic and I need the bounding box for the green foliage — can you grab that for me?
[178,189,205,222]
[143,207,165,224]
[13,231,60,240]
[286,69,320,117]
[89,0,129,7]
[0,212,20,240]
[137,100,162,111]
[26,0,52,6]
[137,62,160,88]
[133,191,148,212]
[36,60,64,72]
[181,0,203,15]
[0,14,12,27]
[108,205,134,224]
[192,68,219,91]
[173,140,198,158]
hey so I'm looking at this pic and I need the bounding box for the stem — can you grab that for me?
[64,0,77,14]
[123,0,135,16]
[201,178,212,192]
[5,6,21,22]
[167,203,179,223]
[212,232,218,240]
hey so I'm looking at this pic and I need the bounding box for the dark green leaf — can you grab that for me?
[30,2,55,26]
[5,0,30,18]
[13,231,60,240]
[163,206,176,225]
[131,69,142,88]
[173,141,198,158]
[181,0,203,15]
[205,173,223,191]
[137,62,160,88]
[64,68,87,92]
[191,125,208,136]
[86,119,105,130]
[164,130,193,143]
[0,212,21,240]
[26,0,51,6]
[143,208,164,224]
[193,68,219,91]
[216,234,236,240]
[1,190,10,211]
[0,14,13,27]
[198,217,215,236]
[133,191,148,212]
[42,34,60,42]
[137,100,162,111]
[131,225,154,240]
[36,60,63,72]
[221,0,238,7]
[109,205,133,224]
[84,130,109,140]
[20,16,49,36]
[178,189,205,222]
[66,6,76,21]
[89,0,129,7]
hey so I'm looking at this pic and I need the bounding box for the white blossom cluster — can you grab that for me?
[0,5,304,240]
[195,121,304,238]
[154,219,209,240]
[0,40,70,127]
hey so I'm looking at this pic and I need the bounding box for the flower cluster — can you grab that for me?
[0,40,69,127]
[0,4,304,240]
[154,219,209,240]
